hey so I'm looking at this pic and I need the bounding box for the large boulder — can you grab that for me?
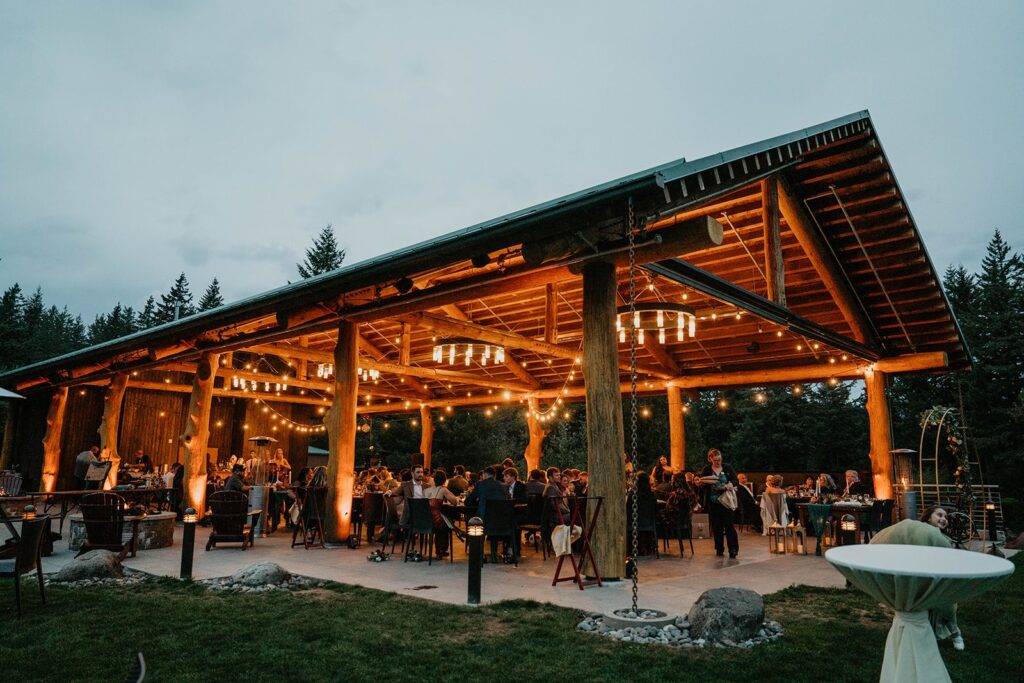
[231,562,291,587]
[687,587,765,643]
[53,550,124,582]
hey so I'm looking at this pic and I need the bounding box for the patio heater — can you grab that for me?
[247,435,278,537]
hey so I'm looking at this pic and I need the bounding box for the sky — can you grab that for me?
[1,1,1022,322]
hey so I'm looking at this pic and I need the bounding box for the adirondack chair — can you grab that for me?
[206,490,257,550]
[78,492,138,560]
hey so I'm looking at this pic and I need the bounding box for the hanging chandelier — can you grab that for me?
[357,367,380,382]
[230,376,288,392]
[615,302,696,345]
[316,363,333,378]
[432,337,505,366]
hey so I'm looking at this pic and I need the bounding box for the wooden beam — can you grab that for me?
[397,310,671,379]
[582,261,626,580]
[864,368,894,500]
[778,177,872,344]
[544,284,559,344]
[40,387,69,492]
[419,405,433,470]
[643,337,681,375]
[181,352,219,518]
[762,177,786,305]
[666,385,686,471]
[325,320,359,542]
[97,373,129,489]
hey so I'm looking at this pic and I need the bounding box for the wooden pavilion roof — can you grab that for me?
[1,111,969,413]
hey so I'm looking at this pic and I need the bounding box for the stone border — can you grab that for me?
[578,613,784,648]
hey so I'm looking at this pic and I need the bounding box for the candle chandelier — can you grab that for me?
[316,363,379,382]
[432,337,505,366]
[615,302,696,345]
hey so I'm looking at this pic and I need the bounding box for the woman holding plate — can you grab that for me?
[696,448,740,558]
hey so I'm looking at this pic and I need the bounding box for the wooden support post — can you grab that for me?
[181,352,219,517]
[325,320,359,542]
[419,404,434,470]
[40,387,69,492]
[864,368,894,500]
[666,385,686,471]
[762,177,786,305]
[524,397,547,472]
[0,401,18,471]
[400,323,412,366]
[544,284,559,344]
[97,373,129,490]
[582,261,626,580]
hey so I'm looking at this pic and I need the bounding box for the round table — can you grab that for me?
[826,544,1014,683]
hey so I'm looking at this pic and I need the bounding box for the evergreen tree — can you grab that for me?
[297,225,346,278]
[154,273,195,324]
[0,284,25,371]
[198,278,224,311]
[88,303,138,344]
[137,296,157,329]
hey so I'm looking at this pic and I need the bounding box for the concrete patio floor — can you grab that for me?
[33,522,849,616]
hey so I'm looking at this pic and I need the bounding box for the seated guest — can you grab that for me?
[223,464,250,493]
[425,469,460,558]
[502,467,527,501]
[667,472,697,513]
[652,455,670,482]
[385,464,427,524]
[842,469,866,497]
[501,457,515,471]
[734,472,760,532]
[654,470,674,500]
[465,466,507,516]
[759,475,789,533]
[525,469,547,496]
[573,471,589,496]
[467,471,480,488]
[816,473,838,496]
[447,465,469,495]
[543,467,570,518]
[136,451,154,474]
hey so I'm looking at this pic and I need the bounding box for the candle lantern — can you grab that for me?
[768,522,785,554]
[785,521,797,553]
[792,520,807,555]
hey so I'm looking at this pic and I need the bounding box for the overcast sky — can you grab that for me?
[2,1,1022,322]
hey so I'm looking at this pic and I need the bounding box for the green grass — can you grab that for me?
[1,555,1020,682]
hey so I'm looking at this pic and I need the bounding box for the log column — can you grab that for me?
[40,387,69,492]
[97,373,129,489]
[864,367,894,500]
[524,397,548,472]
[666,385,686,471]
[325,320,359,542]
[582,260,626,580]
[419,404,433,470]
[182,352,219,516]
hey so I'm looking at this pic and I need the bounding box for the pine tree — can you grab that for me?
[297,225,345,278]
[88,303,138,344]
[0,284,25,371]
[198,278,224,311]
[155,273,195,324]
[137,296,157,329]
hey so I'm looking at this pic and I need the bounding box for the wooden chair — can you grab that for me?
[360,492,385,545]
[661,503,695,558]
[865,499,895,542]
[79,492,137,560]
[206,490,257,550]
[482,499,518,566]
[402,498,437,564]
[627,493,660,558]
[0,515,49,616]
[518,494,545,555]
[291,486,326,549]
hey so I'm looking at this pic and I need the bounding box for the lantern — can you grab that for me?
[840,514,858,546]
[792,520,807,555]
[785,521,798,554]
[768,522,786,554]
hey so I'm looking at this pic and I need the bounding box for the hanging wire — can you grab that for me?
[627,198,640,612]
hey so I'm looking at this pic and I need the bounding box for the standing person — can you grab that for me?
[73,446,100,489]
[272,448,292,475]
[696,448,740,558]
[172,462,186,518]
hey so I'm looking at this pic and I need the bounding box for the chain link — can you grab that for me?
[627,198,640,612]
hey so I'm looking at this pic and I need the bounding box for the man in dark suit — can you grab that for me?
[502,467,527,502]
[385,464,426,525]
[465,466,506,517]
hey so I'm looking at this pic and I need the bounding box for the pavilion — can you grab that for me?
[0,111,970,580]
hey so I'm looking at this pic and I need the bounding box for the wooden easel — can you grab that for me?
[552,495,603,590]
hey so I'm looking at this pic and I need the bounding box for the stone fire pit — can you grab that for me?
[69,511,176,552]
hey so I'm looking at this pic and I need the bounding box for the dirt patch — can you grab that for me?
[772,600,889,629]
[294,588,351,602]
[441,618,514,643]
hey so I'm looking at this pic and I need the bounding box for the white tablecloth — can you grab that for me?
[826,544,1014,683]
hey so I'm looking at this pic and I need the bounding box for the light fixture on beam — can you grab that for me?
[432,337,505,366]
[615,302,695,345]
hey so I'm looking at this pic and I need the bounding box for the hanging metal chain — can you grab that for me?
[627,198,640,613]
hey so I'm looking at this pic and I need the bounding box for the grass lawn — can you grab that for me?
[1,555,1020,682]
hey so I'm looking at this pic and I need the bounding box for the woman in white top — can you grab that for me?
[759,474,789,533]
[424,469,459,558]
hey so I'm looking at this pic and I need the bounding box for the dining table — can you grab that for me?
[826,544,1014,682]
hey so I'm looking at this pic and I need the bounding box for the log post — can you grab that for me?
[762,177,786,305]
[40,387,69,492]
[524,397,548,472]
[544,284,559,343]
[97,373,129,490]
[864,367,894,500]
[582,260,626,580]
[324,320,359,542]
[419,404,434,470]
[0,401,19,471]
[181,352,219,517]
[400,323,412,366]
[666,385,686,471]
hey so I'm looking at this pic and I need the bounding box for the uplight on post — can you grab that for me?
[467,516,484,605]
[180,507,197,580]
[840,514,857,546]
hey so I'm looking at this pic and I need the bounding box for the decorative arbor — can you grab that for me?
[0,112,970,573]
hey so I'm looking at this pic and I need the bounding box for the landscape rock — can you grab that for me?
[687,587,765,644]
[231,562,291,587]
[52,550,124,582]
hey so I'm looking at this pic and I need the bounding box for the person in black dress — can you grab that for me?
[696,448,740,558]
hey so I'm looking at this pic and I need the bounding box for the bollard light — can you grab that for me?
[180,507,197,580]
[23,504,36,520]
[467,516,483,605]
[840,514,857,546]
